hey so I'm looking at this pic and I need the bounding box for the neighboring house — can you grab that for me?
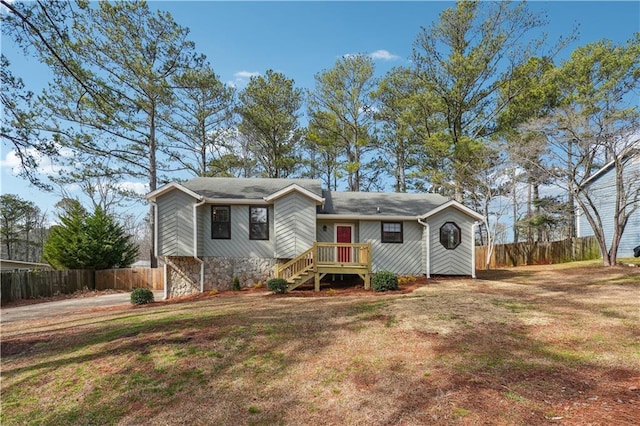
[576,150,640,258]
[0,259,52,271]
[146,178,483,298]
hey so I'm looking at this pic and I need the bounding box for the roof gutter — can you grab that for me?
[316,214,419,221]
[204,197,268,205]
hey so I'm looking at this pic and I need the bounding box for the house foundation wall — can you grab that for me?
[165,257,201,298]
[202,257,276,291]
[165,256,276,297]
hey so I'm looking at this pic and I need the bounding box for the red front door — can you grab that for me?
[336,225,352,262]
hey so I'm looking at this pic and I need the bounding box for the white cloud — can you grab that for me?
[369,49,400,61]
[234,70,260,79]
[230,70,261,88]
[0,150,22,170]
[116,181,148,195]
[340,50,401,61]
[0,145,75,175]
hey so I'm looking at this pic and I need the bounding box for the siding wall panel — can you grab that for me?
[427,209,474,275]
[316,220,334,242]
[274,193,316,258]
[157,191,195,256]
[360,221,423,275]
[578,159,640,258]
[201,205,275,258]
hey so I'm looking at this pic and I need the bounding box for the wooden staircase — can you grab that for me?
[274,242,372,291]
[274,246,315,291]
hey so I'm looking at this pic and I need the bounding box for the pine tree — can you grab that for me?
[43,201,138,270]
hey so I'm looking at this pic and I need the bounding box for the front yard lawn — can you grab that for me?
[1,261,638,425]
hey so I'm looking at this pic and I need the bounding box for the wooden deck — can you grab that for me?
[274,242,372,291]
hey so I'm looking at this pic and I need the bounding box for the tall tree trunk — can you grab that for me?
[526,181,532,243]
[533,182,543,242]
[149,109,158,268]
[566,138,576,239]
[512,167,519,243]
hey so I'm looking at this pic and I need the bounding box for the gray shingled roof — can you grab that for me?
[182,177,323,199]
[321,190,449,216]
[179,178,450,216]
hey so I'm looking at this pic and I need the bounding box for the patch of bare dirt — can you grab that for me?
[276,275,434,297]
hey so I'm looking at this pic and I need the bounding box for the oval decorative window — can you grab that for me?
[440,222,461,250]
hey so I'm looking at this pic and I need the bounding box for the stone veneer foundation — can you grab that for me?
[164,256,276,298]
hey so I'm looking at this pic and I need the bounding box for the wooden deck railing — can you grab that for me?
[275,242,372,283]
[315,242,371,266]
[274,246,314,280]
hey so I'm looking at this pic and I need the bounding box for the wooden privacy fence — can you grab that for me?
[1,269,94,305]
[1,267,164,305]
[475,236,601,269]
[95,268,164,291]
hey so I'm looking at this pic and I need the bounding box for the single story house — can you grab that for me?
[146,177,484,298]
[0,259,52,271]
[577,149,640,258]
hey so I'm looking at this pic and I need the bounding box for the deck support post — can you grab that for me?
[313,242,320,291]
[365,242,372,290]
[277,242,372,292]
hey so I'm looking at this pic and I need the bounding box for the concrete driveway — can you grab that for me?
[0,291,164,324]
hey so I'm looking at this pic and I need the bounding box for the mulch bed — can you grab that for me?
[1,275,449,309]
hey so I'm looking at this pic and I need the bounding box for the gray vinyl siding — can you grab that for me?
[360,220,423,275]
[578,159,640,257]
[427,208,474,275]
[200,204,275,258]
[156,190,196,256]
[316,221,359,243]
[316,220,334,242]
[274,193,316,258]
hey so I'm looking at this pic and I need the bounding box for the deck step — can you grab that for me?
[286,272,314,291]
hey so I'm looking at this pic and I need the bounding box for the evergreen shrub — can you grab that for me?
[372,270,399,292]
[267,278,288,294]
[131,288,154,305]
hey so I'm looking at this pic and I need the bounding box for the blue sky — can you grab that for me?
[1,0,639,222]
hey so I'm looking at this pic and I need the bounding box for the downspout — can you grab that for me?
[193,199,206,293]
[150,200,168,300]
[471,221,479,279]
[417,218,431,279]
[163,262,168,300]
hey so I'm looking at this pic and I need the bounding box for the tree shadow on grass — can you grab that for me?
[2,278,638,425]
[1,296,390,425]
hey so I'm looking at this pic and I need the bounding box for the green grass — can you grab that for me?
[504,391,528,403]
[491,299,532,313]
